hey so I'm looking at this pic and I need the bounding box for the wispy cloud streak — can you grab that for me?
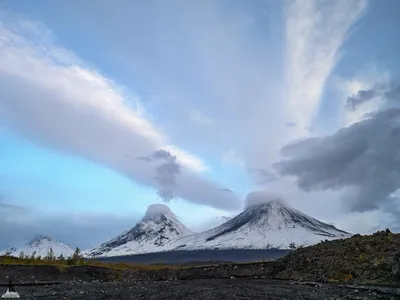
[285,0,367,135]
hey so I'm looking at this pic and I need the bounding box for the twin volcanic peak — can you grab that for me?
[86,191,351,257]
[87,204,192,257]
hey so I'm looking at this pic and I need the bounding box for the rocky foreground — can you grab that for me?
[12,279,400,300]
[1,231,399,299]
[276,230,400,283]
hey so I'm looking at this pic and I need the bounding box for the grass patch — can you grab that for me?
[0,256,182,271]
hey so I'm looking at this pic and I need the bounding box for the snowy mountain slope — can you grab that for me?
[1,235,74,258]
[87,204,192,257]
[173,192,351,251]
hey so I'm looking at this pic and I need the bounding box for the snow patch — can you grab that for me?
[144,204,174,220]
[244,190,286,210]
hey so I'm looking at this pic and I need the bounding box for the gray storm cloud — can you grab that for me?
[134,150,182,201]
[152,150,174,161]
[346,87,380,110]
[274,83,400,213]
[250,168,279,186]
[346,82,400,111]
[151,150,181,201]
[137,149,236,202]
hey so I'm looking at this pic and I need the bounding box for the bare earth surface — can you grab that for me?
[2,231,400,299]
[13,279,400,300]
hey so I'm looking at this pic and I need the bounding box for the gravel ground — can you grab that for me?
[10,279,400,300]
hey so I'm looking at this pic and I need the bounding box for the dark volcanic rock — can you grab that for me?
[0,265,115,283]
[176,262,278,281]
[274,231,400,284]
[394,250,400,282]
[97,249,289,265]
[13,279,400,300]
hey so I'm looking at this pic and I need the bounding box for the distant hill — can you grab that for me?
[1,235,74,258]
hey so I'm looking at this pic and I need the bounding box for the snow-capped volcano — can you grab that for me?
[87,204,192,257]
[86,192,351,257]
[1,235,74,258]
[173,191,351,250]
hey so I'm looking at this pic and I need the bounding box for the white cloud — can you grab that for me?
[285,0,367,137]
[0,18,241,211]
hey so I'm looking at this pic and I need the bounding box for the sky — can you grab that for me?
[0,0,399,250]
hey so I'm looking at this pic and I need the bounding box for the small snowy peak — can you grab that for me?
[87,204,192,257]
[1,236,74,258]
[28,235,52,246]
